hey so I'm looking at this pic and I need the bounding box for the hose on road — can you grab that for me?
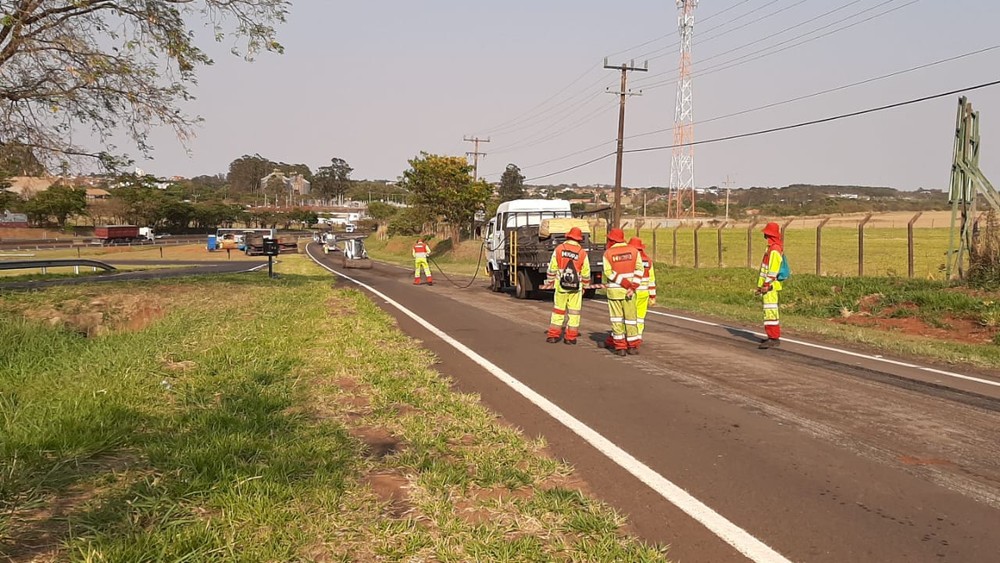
[426,240,485,289]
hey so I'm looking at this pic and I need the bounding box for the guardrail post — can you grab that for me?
[746,218,759,268]
[816,217,830,275]
[672,223,682,266]
[858,213,873,277]
[693,222,704,269]
[908,212,923,278]
[717,221,728,267]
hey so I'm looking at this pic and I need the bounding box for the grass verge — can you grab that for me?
[0,254,668,561]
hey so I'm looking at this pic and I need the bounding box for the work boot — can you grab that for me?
[563,339,577,345]
[427,278,434,286]
[546,336,560,344]
[627,347,640,355]
[614,349,627,357]
[758,338,781,349]
[413,279,420,285]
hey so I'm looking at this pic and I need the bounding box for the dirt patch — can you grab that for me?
[1,454,146,562]
[15,290,172,337]
[834,313,997,345]
[351,426,403,460]
[362,471,412,518]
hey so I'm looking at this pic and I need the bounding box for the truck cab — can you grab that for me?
[485,199,604,298]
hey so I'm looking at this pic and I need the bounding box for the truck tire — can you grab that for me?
[515,269,533,299]
[489,269,504,292]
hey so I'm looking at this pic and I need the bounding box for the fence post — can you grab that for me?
[672,223,681,266]
[693,222,704,268]
[652,225,660,264]
[908,212,923,278]
[717,221,728,267]
[635,218,643,237]
[816,217,830,275]
[858,213,873,277]
[781,218,794,237]
[746,218,759,268]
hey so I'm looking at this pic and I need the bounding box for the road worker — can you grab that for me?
[756,222,784,349]
[544,226,591,345]
[603,228,645,356]
[412,238,433,285]
[628,237,656,349]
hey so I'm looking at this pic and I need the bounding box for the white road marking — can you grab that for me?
[639,307,1000,389]
[307,246,792,563]
[371,255,999,390]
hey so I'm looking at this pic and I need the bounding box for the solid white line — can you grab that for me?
[639,308,1000,389]
[307,246,792,563]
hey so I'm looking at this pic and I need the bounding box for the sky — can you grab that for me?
[127,0,1000,191]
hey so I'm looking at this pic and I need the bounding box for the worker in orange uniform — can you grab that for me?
[756,222,784,348]
[544,227,591,345]
[603,228,645,356]
[412,238,433,285]
[628,237,656,349]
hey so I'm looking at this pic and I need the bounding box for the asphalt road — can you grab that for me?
[307,244,1000,563]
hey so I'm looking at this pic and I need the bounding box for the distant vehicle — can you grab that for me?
[345,223,356,233]
[244,232,298,256]
[94,225,141,245]
[138,227,156,241]
[484,199,605,299]
[213,228,274,251]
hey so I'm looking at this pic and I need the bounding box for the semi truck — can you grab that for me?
[484,199,605,299]
[93,225,141,244]
[244,232,299,255]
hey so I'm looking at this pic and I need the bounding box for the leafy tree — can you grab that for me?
[0,182,22,212]
[0,144,46,176]
[388,206,434,237]
[0,2,287,170]
[313,158,353,201]
[498,163,525,202]
[400,153,491,241]
[23,184,86,227]
[228,155,279,193]
[366,201,398,222]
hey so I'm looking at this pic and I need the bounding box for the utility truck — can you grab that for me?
[484,199,605,299]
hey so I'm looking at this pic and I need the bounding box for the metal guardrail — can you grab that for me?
[0,259,117,273]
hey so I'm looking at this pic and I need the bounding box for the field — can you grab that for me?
[0,255,668,561]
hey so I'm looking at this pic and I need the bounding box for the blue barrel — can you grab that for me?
[207,235,217,250]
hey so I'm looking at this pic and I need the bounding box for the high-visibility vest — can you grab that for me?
[757,245,783,291]
[413,242,428,259]
[638,249,656,296]
[602,243,643,299]
[546,241,591,290]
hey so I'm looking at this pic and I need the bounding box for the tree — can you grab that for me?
[228,155,279,193]
[0,144,45,177]
[1,2,288,171]
[366,201,398,222]
[499,163,525,202]
[23,184,86,227]
[400,153,491,242]
[313,158,353,201]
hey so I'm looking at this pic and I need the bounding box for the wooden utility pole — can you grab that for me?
[723,174,735,221]
[464,136,490,181]
[604,58,647,229]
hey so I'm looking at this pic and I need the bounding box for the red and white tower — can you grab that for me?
[668,0,697,219]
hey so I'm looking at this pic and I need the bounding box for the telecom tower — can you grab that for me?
[668,0,697,219]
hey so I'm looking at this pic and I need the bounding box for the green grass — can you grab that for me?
[0,255,668,561]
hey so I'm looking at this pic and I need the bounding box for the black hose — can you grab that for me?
[426,240,486,289]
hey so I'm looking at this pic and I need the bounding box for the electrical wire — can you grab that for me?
[520,78,1000,182]
[623,44,1000,143]
[641,0,921,91]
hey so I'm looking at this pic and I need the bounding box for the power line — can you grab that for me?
[524,79,1000,182]
[625,44,1000,143]
[641,0,920,91]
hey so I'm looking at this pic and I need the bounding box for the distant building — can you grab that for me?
[85,188,111,200]
[259,170,311,196]
[1,210,29,228]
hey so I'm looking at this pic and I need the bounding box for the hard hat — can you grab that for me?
[566,227,584,242]
[762,222,781,238]
[628,237,645,250]
[607,228,626,244]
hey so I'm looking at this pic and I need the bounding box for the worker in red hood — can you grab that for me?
[412,238,433,285]
[602,228,645,356]
[755,222,784,348]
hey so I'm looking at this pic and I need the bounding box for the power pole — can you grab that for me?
[604,57,648,229]
[464,136,490,181]
[723,174,734,221]
[668,0,698,219]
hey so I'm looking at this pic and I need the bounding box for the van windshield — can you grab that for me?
[502,210,572,229]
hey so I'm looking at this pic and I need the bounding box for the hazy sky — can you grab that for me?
[129,0,1000,190]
